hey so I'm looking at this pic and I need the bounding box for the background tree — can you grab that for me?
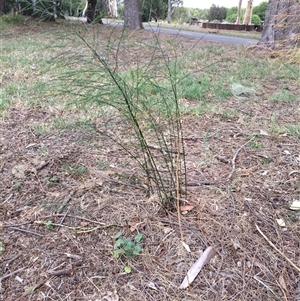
[251,14,261,25]
[252,1,268,21]
[172,6,188,23]
[207,4,227,22]
[124,0,143,29]
[166,0,183,23]
[259,0,300,49]
[243,0,253,25]
[140,0,165,22]
[226,6,237,18]
[236,0,242,24]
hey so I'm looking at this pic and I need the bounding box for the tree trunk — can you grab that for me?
[124,0,143,30]
[243,0,253,25]
[111,0,117,18]
[86,0,97,23]
[0,0,5,14]
[259,0,300,49]
[167,0,171,24]
[236,0,242,24]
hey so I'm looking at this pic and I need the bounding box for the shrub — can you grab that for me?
[251,14,261,25]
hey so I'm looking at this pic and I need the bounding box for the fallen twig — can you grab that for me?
[47,268,74,276]
[97,171,146,190]
[0,266,27,281]
[5,226,44,237]
[40,214,107,225]
[226,136,255,181]
[57,206,70,231]
[3,254,20,267]
[255,224,300,273]
[186,137,255,186]
[35,220,120,233]
[1,194,13,205]
[57,194,72,214]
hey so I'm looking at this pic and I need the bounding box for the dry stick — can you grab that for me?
[3,254,20,267]
[255,224,300,273]
[5,226,44,237]
[0,266,27,281]
[1,194,13,205]
[226,136,255,181]
[96,171,146,190]
[57,194,72,214]
[186,137,255,186]
[57,206,70,231]
[41,214,107,225]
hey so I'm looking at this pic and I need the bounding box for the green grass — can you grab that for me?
[270,89,297,102]
[0,21,299,146]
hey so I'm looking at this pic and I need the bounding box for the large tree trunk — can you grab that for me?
[236,0,242,24]
[111,0,117,18]
[86,0,97,23]
[0,0,5,15]
[124,0,143,29]
[243,0,253,25]
[259,0,300,49]
[167,0,171,24]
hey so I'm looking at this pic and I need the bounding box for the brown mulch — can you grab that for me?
[1,21,300,301]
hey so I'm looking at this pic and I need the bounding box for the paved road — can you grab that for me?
[68,18,259,46]
[143,25,259,46]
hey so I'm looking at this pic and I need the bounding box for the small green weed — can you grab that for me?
[43,176,59,187]
[61,164,88,176]
[0,241,4,254]
[45,221,54,230]
[11,181,21,190]
[261,157,273,165]
[97,161,109,170]
[113,232,143,259]
[248,140,264,149]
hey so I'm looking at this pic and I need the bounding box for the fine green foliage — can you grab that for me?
[61,164,88,176]
[113,232,143,259]
[54,27,188,205]
[0,241,4,254]
[251,14,262,25]
[252,1,268,21]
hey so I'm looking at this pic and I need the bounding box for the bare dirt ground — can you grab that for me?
[1,21,300,301]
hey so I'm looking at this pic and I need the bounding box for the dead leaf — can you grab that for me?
[278,274,287,291]
[276,218,286,227]
[179,246,217,289]
[181,241,191,253]
[259,129,269,136]
[180,204,195,212]
[290,200,300,211]
[129,221,145,232]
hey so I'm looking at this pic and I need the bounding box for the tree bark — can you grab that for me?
[111,0,118,18]
[243,0,253,25]
[259,0,300,49]
[167,0,171,24]
[86,0,97,23]
[236,0,242,24]
[124,0,143,30]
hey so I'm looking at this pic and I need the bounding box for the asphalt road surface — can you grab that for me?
[67,18,259,46]
[143,25,259,46]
